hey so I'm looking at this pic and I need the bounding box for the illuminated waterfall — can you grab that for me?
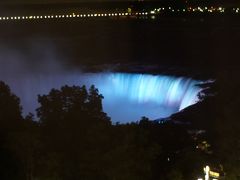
[1,72,202,123]
[98,73,201,110]
[91,73,201,122]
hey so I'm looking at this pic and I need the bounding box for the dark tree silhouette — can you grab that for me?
[0,81,22,130]
[0,81,25,180]
[2,80,236,179]
[36,85,111,180]
[37,85,110,126]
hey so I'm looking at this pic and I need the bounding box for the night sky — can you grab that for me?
[0,0,237,3]
[0,0,139,4]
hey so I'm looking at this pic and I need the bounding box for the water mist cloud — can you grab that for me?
[0,44,202,123]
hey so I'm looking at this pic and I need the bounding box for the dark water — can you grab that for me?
[1,16,240,69]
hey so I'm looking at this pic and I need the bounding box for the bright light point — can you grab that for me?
[204,166,210,180]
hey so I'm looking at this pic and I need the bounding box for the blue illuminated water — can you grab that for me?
[2,72,201,123]
[92,73,201,122]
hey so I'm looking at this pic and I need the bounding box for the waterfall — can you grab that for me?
[1,72,202,123]
[98,73,201,110]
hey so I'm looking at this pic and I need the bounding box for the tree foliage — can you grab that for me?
[0,81,22,130]
[3,80,238,179]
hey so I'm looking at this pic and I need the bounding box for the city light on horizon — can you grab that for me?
[0,5,239,23]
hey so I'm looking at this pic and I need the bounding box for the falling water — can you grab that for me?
[1,72,202,123]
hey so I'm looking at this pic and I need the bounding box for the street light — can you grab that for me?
[204,166,210,180]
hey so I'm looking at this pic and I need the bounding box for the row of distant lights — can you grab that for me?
[1,7,239,21]
[0,12,149,21]
[150,7,240,14]
[188,7,225,13]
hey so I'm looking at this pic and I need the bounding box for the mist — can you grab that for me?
[0,43,202,123]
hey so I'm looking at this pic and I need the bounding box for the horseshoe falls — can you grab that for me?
[1,72,202,123]
[94,73,201,122]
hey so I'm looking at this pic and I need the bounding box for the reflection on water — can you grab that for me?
[2,72,201,123]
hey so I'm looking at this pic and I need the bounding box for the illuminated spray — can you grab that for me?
[2,72,202,122]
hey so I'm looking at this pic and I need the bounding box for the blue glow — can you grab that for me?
[1,72,201,123]
[92,73,201,122]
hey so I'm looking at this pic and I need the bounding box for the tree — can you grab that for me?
[0,81,24,180]
[8,114,43,180]
[170,69,240,179]
[37,85,110,126]
[0,81,22,130]
[36,85,111,180]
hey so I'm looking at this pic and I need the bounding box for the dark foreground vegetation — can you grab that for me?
[0,68,239,180]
